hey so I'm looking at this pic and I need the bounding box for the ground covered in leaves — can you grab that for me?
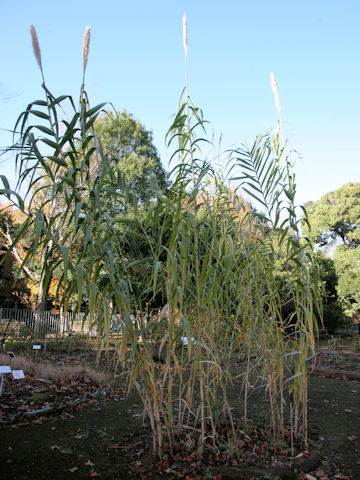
[0,339,359,480]
[0,352,122,428]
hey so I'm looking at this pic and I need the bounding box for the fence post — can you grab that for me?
[34,312,39,342]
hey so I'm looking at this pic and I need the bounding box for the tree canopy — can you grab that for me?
[304,183,360,248]
[0,204,34,307]
[334,246,360,317]
[304,183,360,320]
[95,110,168,205]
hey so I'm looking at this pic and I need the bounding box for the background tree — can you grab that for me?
[304,183,360,331]
[271,238,345,333]
[0,204,34,307]
[304,182,360,248]
[334,246,360,318]
[314,252,345,333]
[95,110,168,205]
[3,106,167,311]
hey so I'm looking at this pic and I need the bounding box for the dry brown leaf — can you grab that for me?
[235,439,246,449]
[109,441,122,449]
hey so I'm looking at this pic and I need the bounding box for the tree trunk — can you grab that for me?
[35,272,51,312]
[35,241,54,312]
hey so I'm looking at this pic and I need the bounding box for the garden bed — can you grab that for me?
[0,352,122,429]
[0,347,359,479]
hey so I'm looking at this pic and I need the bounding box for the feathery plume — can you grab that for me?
[183,13,188,56]
[270,72,281,118]
[30,25,43,72]
[82,26,91,76]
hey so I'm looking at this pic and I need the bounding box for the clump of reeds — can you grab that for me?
[2,16,320,462]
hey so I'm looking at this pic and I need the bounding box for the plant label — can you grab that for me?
[32,345,41,350]
[0,365,11,374]
[12,370,25,380]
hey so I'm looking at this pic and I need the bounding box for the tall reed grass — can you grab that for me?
[0,19,320,458]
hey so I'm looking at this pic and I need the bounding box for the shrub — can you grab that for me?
[322,302,345,334]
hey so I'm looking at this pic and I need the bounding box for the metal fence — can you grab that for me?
[0,308,99,337]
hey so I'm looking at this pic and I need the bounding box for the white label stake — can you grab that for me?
[0,366,11,396]
[33,345,41,358]
[0,365,11,374]
[12,370,25,380]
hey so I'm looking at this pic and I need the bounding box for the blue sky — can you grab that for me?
[0,0,359,206]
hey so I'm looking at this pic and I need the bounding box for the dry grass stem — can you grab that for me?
[0,354,108,385]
